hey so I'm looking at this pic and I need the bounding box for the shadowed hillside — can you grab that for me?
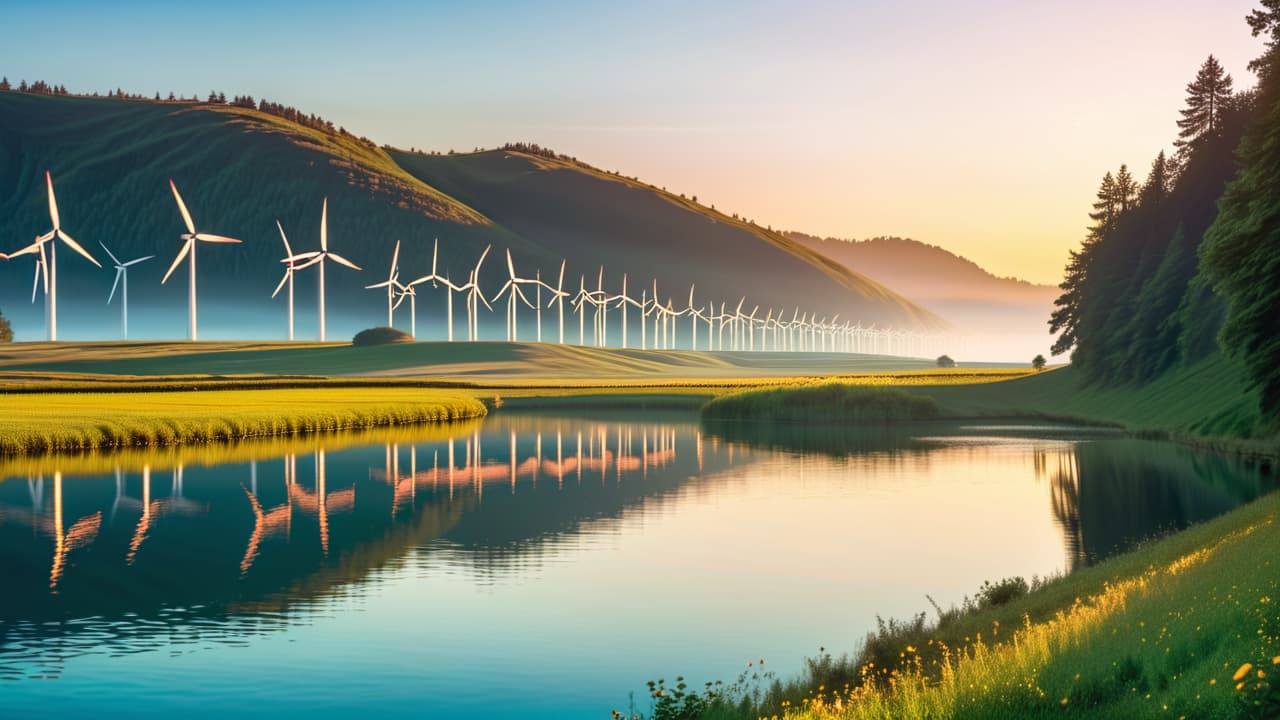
[0,91,939,342]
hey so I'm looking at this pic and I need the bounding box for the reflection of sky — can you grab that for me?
[0,415,1266,718]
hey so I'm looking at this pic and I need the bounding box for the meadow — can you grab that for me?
[0,387,486,455]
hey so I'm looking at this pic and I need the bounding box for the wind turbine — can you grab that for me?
[495,250,535,342]
[545,260,570,344]
[408,239,463,341]
[6,172,101,340]
[394,279,418,338]
[289,198,361,342]
[272,221,300,341]
[162,180,240,341]
[460,245,493,341]
[365,240,401,328]
[100,243,153,339]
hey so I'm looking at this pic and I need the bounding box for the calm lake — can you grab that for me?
[0,411,1272,718]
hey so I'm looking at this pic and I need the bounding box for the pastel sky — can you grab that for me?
[1,0,1266,284]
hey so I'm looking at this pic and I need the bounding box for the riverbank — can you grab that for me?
[0,388,487,455]
[721,487,1280,720]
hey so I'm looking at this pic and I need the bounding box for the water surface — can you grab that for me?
[0,412,1271,718]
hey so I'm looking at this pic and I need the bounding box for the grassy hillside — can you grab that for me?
[0,340,985,382]
[0,91,939,343]
[393,149,942,329]
[917,354,1268,443]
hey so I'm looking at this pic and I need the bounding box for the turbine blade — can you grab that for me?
[57,230,101,267]
[294,255,324,270]
[46,171,61,230]
[285,251,320,263]
[391,240,401,275]
[31,263,41,303]
[557,259,565,292]
[7,242,42,259]
[320,198,328,251]
[99,241,121,266]
[506,249,516,279]
[272,271,290,298]
[169,179,196,235]
[474,245,491,273]
[161,239,193,284]
[327,253,361,271]
[195,233,241,244]
[276,220,293,257]
[108,268,123,304]
[431,239,438,275]
[122,255,154,267]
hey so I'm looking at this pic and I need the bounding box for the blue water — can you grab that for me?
[0,413,1270,718]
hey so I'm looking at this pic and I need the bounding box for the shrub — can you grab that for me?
[352,326,413,346]
[0,309,11,343]
[936,354,956,368]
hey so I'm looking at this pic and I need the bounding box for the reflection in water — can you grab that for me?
[0,415,1272,718]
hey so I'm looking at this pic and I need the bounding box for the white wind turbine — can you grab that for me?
[495,250,535,342]
[100,242,153,339]
[271,221,300,341]
[365,240,401,328]
[545,260,570,344]
[6,172,101,341]
[162,180,241,341]
[393,279,419,338]
[288,199,361,342]
[460,245,493,341]
[408,239,462,342]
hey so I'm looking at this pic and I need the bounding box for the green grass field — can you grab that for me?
[0,387,486,455]
[0,340,1025,382]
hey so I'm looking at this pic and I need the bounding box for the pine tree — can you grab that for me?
[1087,171,1119,234]
[1139,152,1173,206]
[1175,55,1234,150]
[1202,6,1280,415]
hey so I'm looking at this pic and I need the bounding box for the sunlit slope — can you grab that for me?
[0,341,971,381]
[0,92,511,327]
[392,150,943,329]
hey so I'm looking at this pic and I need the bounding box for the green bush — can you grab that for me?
[352,326,413,347]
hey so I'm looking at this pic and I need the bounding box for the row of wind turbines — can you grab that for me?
[3,171,942,357]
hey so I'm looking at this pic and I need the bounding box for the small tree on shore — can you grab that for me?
[936,354,956,368]
[0,309,12,343]
[1032,354,1047,371]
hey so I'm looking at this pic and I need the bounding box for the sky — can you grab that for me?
[1,0,1267,284]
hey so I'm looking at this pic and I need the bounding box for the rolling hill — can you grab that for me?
[0,91,939,343]
[789,233,1061,360]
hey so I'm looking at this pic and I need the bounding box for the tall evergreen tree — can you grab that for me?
[1202,6,1280,415]
[1176,55,1234,150]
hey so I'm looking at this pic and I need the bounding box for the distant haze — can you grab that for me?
[0,0,1266,285]
[791,234,1063,362]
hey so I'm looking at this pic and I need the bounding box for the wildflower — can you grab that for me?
[1233,663,1254,682]
[1060,697,1068,706]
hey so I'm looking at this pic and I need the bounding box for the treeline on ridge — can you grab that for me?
[1050,17,1280,423]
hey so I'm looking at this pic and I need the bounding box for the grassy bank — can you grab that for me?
[702,384,941,424]
[622,491,1280,720]
[0,387,487,455]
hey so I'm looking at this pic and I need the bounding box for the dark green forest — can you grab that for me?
[1051,3,1280,428]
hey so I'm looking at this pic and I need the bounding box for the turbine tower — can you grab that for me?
[365,240,401,328]
[6,172,101,341]
[272,221,300,341]
[289,199,361,342]
[162,180,241,341]
[100,242,153,339]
